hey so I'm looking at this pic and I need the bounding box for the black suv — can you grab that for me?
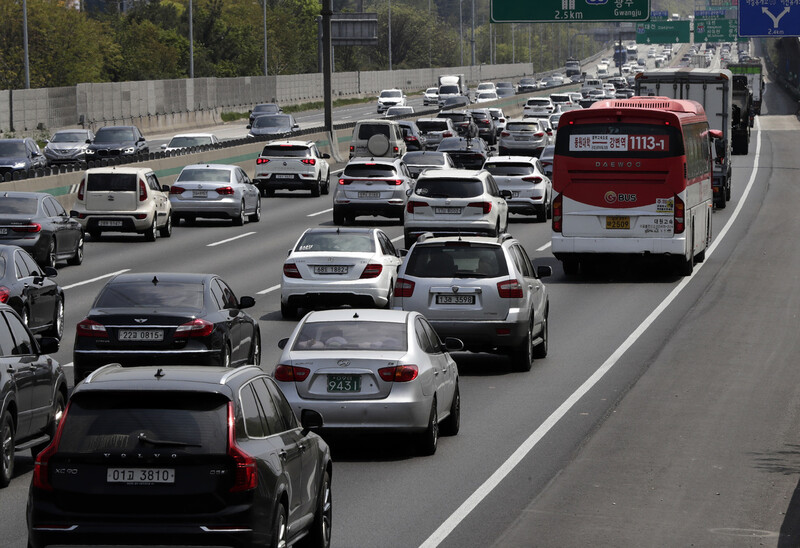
[85,125,149,159]
[28,365,332,548]
[0,303,65,488]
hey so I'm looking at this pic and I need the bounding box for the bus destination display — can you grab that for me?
[570,135,669,152]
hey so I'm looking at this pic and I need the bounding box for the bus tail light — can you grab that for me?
[552,193,563,232]
[674,195,685,234]
[394,278,415,297]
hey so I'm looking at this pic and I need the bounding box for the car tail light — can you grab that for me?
[385,179,404,185]
[169,185,185,194]
[283,263,302,278]
[134,213,147,219]
[360,264,383,279]
[522,176,542,184]
[11,223,41,233]
[76,319,108,337]
[349,145,354,153]
[534,132,545,138]
[552,193,562,232]
[256,158,270,165]
[405,136,418,143]
[394,277,415,297]
[393,146,399,154]
[467,201,492,214]
[497,279,524,298]
[338,178,351,185]
[139,179,148,202]
[443,131,453,137]
[501,132,510,137]
[216,186,235,195]
[174,318,214,338]
[33,401,71,491]
[674,195,685,234]
[0,287,8,303]
[407,200,428,213]
[301,158,316,165]
[274,364,311,382]
[77,178,85,201]
[227,402,257,492]
[480,120,489,125]
[378,364,419,382]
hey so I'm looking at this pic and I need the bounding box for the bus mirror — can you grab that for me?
[715,138,726,159]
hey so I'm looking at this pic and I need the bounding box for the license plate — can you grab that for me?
[314,265,348,274]
[358,191,380,198]
[606,216,630,229]
[514,137,531,141]
[98,220,123,227]
[118,329,164,341]
[327,374,361,392]
[107,468,175,484]
[436,294,475,305]
[0,228,6,235]
[192,190,207,198]
[434,207,461,215]
[512,191,520,197]
[275,174,295,179]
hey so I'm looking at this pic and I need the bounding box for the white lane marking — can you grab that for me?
[62,362,72,369]
[206,232,256,247]
[62,269,130,290]
[308,208,333,217]
[419,120,763,548]
[391,235,404,243]
[536,241,552,252]
[257,284,281,295]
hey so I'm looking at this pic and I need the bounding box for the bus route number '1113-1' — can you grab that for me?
[570,135,668,152]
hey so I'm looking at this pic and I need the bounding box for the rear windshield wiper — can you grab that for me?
[138,432,201,448]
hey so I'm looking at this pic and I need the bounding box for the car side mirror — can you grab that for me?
[293,125,299,130]
[406,188,413,197]
[86,139,92,144]
[300,409,324,432]
[138,137,146,142]
[70,210,80,218]
[321,153,331,159]
[397,248,408,257]
[161,184,170,192]
[537,266,552,278]
[278,337,289,349]
[36,336,60,355]
[246,124,252,129]
[238,296,256,309]
[44,266,58,278]
[444,337,464,352]
[160,144,167,150]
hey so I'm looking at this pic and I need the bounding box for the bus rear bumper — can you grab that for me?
[552,234,687,257]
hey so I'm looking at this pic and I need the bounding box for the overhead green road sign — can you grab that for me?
[694,18,744,42]
[490,0,650,23]
[635,21,691,44]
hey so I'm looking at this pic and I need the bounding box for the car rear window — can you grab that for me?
[403,153,446,166]
[296,232,375,253]
[506,122,539,133]
[292,320,407,351]
[0,197,38,214]
[417,120,448,132]
[176,168,231,183]
[94,281,204,310]
[414,178,483,198]
[168,136,213,148]
[471,111,490,120]
[58,392,228,455]
[445,152,486,170]
[86,173,138,192]
[550,94,570,102]
[484,163,535,176]
[527,99,550,106]
[343,164,397,178]
[357,123,391,140]
[405,244,509,278]
[261,145,310,157]
[438,113,468,123]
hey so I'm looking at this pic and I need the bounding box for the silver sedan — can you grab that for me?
[274,308,463,455]
[169,164,261,225]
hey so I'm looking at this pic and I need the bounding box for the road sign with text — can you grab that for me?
[490,0,651,23]
[739,0,800,37]
[694,18,741,42]
[635,21,691,44]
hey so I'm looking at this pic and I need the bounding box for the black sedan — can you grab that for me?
[0,245,63,340]
[73,272,261,382]
[0,192,84,268]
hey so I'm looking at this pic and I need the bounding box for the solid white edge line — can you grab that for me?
[536,241,552,252]
[257,284,281,295]
[419,119,763,548]
[308,208,333,218]
[206,231,256,247]
[62,269,130,290]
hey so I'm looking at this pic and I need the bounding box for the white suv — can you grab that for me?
[252,140,331,197]
[403,168,510,249]
[333,157,413,225]
[377,89,406,113]
[483,156,552,222]
[72,166,172,241]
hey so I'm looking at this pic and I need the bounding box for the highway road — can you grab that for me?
[3,46,796,548]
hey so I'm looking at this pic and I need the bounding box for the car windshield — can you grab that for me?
[0,197,39,214]
[86,172,137,192]
[343,164,396,178]
[426,88,438,94]
[261,145,310,157]
[293,320,407,351]
[0,142,26,155]
[94,128,136,143]
[167,136,212,147]
[254,116,291,128]
[295,232,375,253]
[484,163,536,176]
[51,132,87,143]
[405,244,509,278]
[58,392,228,455]
[94,281,205,310]
[380,90,402,98]
[414,177,483,198]
[176,168,232,183]
[403,152,446,166]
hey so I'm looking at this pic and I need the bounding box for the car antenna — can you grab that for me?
[154,368,165,379]
[151,275,159,285]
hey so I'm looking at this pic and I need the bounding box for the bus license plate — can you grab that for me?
[606,216,630,229]
[118,329,164,341]
[107,468,175,484]
[327,375,361,392]
[436,294,475,305]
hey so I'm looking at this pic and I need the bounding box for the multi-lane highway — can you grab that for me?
[3,48,799,547]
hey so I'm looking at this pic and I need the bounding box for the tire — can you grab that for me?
[511,320,534,372]
[715,193,726,209]
[272,503,288,548]
[32,391,65,458]
[42,238,56,268]
[232,201,245,226]
[89,229,101,240]
[536,205,548,223]
[73,356,94,384]
[219,344,231,368]
[416,398,438,456]
[546,197,553,220]
[332,208,345,226]
[144,219,157,242]
[250,331,261,366]
[281,302,298,320]
[297,470,332,548]
[678,247,694,277]
[0,411,14,488]
[322,173,330,195]
[404,235,415,250]
[311,177,321,197]
[726,184,731,201]
[562,258,579,276]
[439,384,460,436]
[66,235,84,266]
[248,199,261,222]
[44,296,64,340]
[264,188,275,198]
[171,212,181,225]
[159,213,172,238]
[532,312,548,359]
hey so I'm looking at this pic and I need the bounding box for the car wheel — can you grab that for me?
[511,320,534,372]
[416,398,438,456]
[281,302,298,320]
[250,331,261,366]
[546,197,553,220]
[232,201,245,226]
[171,212,181,225]
[44,296,64,340]
[43,238,57,268]
[219,344,231,368]
[272,503,288,548]
[144,219,157,242]
[536,204,548,223]
[311,177,321,197]
[89,229,101,240]
[533,312,548,359]
[248,199,261,222]
[32,391,65,458]
[0,411,14,488]
[297,470,332,548]
[332,208,345,226]
[159,213,172,238]
[715,193,727,209]
[562,258,579,276]
[382,282,394,309]
[404,235,415,250]
[264,188,275,197]
[322,173,330,195]
[67,234,84,266]
[440,384,460,436]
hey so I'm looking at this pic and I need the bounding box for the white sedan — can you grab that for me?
[280,227,403,318]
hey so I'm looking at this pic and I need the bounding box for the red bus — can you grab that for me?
[551,97,718,276]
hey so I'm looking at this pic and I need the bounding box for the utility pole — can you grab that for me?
[459,0,463,66]
[322,0,333,133]
[470,0,475,66]
[388,0,393,70]
[189,0,194,78]
[22,0,30,89]
[262,0,268,76]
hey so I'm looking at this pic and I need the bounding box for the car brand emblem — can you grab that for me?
[451,286,459,293]
[134,318,148,323]
[337,359,350,367]
[107,195,115,201]
[283,161,287,166]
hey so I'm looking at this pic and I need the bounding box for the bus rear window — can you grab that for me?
[555,123,683,158]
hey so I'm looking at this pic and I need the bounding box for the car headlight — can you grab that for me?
[12,161,26,168]
[85,149,96,155]
[123,147,135,154]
